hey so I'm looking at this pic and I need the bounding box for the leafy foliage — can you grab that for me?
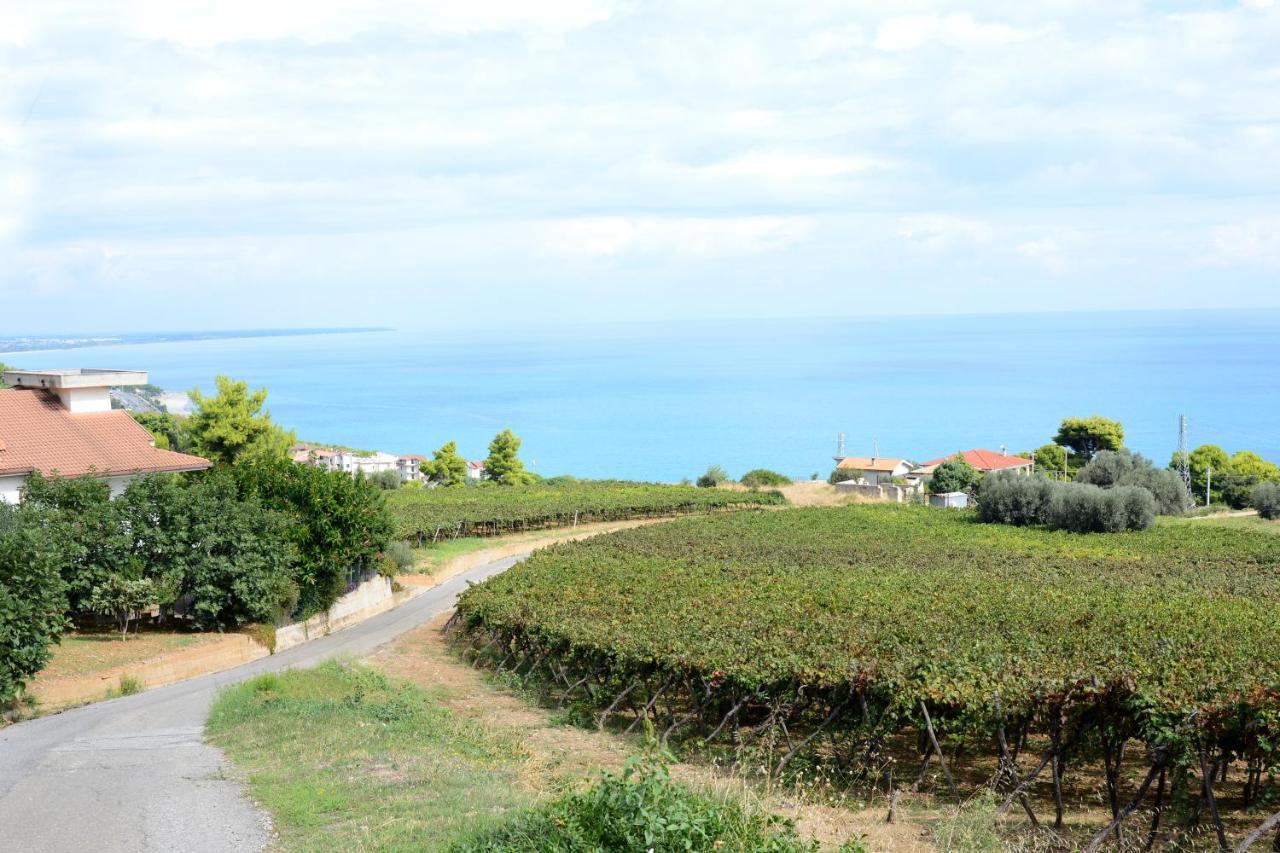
[696,465,729,488]
[979,473,1155,532]
[185,375,296,466]
[1053,415,1124,462]
[451,750,815,853]
[1032,443,1068,477]
[422,440,468,487]
[827,468,858,485]
[739,468,792,488]
[231,459,392,617]
[0,503,68,705]
[1076,449,1191,515]
[1252,482,1280,520]
[483,428,533,486]
[1219,450,1280,509]
[387,481,783,540]
[928,456,980,494]
[86,565,157,637]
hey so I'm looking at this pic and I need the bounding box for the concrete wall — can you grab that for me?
[275,574,399,652]
[835,482,919,503]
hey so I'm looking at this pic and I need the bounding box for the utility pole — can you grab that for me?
[1206,465,1212,507]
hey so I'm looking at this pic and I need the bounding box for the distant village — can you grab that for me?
[830,440,1033,508]
[289,445,484,485]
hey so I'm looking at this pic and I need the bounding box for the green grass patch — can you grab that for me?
[451,748,824,853]
[207,662,533,851]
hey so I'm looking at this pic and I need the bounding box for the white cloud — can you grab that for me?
[1209,218,1280,267]
[897,215,994,252]
[539,216,815,258]
[699,152,887,180]
[873,14,1047,52]
[1016,237,1066,274]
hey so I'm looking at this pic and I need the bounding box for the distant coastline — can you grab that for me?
[0,327,391,355]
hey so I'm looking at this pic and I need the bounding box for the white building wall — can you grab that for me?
[0,475,25,504]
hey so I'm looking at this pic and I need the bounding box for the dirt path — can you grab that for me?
[370,615,936,852]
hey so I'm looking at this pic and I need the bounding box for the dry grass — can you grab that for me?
[34,629,219,680]
[369,615,936,851]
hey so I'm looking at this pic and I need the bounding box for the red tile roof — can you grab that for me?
[835,456,907,472]
[919,449,1033,471]
[0,388,212,478]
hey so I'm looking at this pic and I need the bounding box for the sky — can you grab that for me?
[2,0,1279,333]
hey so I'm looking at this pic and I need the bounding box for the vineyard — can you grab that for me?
[452,505,1280,849]
[387,482,784,541]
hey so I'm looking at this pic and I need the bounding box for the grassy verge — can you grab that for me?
[207,661,533,850]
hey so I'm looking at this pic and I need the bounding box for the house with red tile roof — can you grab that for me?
[0,368,211,503]
[913,448,1034,478]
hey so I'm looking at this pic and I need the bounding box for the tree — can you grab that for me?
[1219,450,1280,509]
[1033,444,1068,478]
[231,459,392,617]
[696,465,729,488]
[1054,416,1124,463]
[1076,449,1191,515]
[21,473,129,618]
[483,429,534,486]
[132,411,183,452]
[1180,444,1228,503]
[0,503,68,705]
[185,376,295,466]
[929,456,981,494]
[369,469,401,490]
[87,563,157,638]
[422,440,468,487]
[0,362,13,388]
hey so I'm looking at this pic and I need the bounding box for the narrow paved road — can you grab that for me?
[0,553,523,853]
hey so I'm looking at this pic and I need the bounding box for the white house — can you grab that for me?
[0,368,211,503]
[291,444,426,483]
[833,456,913,486]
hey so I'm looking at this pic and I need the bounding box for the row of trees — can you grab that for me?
[419,428,533,486]
[2,376,395,706]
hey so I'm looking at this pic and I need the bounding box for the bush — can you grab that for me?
[369,469,401,490]
[231,459,393,617]
[0,503,68,705]
[740,468,791,488]
[929,456,980,494]
[451,751,815,853]
[979,474,1154,532]
[828,468,858,485]
[696,465,729,488]
[1076,450,1191,516]
[385,540,415,574]
[1253,482,1280,520]
[977,474,1056,526]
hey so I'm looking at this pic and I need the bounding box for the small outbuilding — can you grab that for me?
[928,491,969,509]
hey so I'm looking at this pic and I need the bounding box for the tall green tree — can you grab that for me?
[1053,416,1124,463]
[422,440,468,487]
[1171,444,1228,504]
[1220,450,1280,509]
[483,429,533,486]
[1033,443,1068,477]
[185,376,295,466]
[0,503,68,704]
[132,411,183,452]
[0,361,13,388]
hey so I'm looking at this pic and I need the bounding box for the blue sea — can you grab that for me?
[4,311,1278,481]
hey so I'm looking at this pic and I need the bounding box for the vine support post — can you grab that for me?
[919,701,960,804]
[1199,744,1229,851]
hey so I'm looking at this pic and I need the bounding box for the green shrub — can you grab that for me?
[1077,450,1191,515]
[696,465,729,488]
[451,751,815,853]
[828,468,858,485]
[1253,482,1280,520]
[385,540,415,573]
[928,456,980,494]
[740,469,792,488]
[978,473,1154,532]
[370,469,401,490]
[0,503,68,706]
[116,674,144,696]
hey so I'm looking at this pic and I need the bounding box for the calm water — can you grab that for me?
[4,311,1278,481]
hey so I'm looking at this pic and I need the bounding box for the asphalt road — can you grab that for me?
[0,553,524,853]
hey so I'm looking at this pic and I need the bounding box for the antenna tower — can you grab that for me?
[1177,415,1191,493]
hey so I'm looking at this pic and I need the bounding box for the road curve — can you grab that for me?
[0,553,524,853]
